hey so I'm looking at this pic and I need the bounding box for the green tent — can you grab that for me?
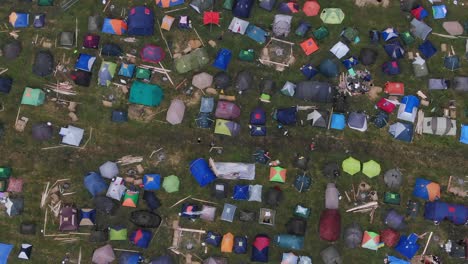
[0,179,7,192]
[129,81,164,107]
[38,0,53,6]
[109,227,127,240]
[400,31,415,45]
[269,166,287,183]
[174,48,210,74]
[223,0,234,10]
[214,119,240,136]
[162,175,180,193]
[362,160,381,178]
[313,26,329,40]
[98,61,117,87]
[361,231,382,250]
[0,167,12,179]
[239,49,255,62]
[135,67,151,80]
[21,87,45,106]
[320,8,345,24]
[342,157,361,176]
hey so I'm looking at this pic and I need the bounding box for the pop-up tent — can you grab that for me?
[380,228,400,248]
[129,81,164,107]
[190,158,216,187]
[348,112,367,132]
[102,18,127,35]
[342,157,360,176]
[128,6,154,36]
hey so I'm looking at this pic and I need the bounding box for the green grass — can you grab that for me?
[0,0,468,263]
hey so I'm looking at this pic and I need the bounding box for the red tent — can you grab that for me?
[380,228,400,247]
[303,0,320,16]
[83,34,100,49]
[300,38,319,55]
[384,82,404,95]
[319,209,341,242]
[203,11,220,26]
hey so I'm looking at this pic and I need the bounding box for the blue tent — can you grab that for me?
[111,110,128,123]
[130,229,152,248]
[330,113,346,130]
[33,14,46,28]
[413,178,440,201]
[342,56,359,69]
[189,158,216,187]
[9,12,29,28]
[273,107,297,125]
[384,42,405,59]
[102,44,123,56]
[460,124,468,144]
[387,256,410,264]
[196,112,214,128]
[373,111,389,128]
[233,185,249,200]
[0,243,13,264]
[388,122,413,142]
[381,27,399,42]
[205,231,222,246]
[84,172,108,197]
[424,201,468,225]
[79,208,96,226]
[295,22,311,37]
[101,18,127,35]
[246,24,267,44]
[395,233,420,259]
[250,107,266,125]
[319,59,339,78]
[143,174,161,191]
[118,63,136,78]
[369,30,379,43]
[150,255,173,264]
[300,64,319,79]
[234,236,248,254]
[382,61,400,75]
[432,5,447,19]
[418,40,437,59]
[232,0,254,18]
[251,235,270,262]
[250,125,266,136]
[75,53,96,72]
[213,48,232,71]
[120,252,142,264]
[275,234,304,250]
[127,6,154,36]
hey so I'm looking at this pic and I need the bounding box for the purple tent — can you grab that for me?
[215,101,241,119]
[140,44,165,63]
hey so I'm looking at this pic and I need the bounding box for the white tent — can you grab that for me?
[166,99,186,125]
[106,177,126,201]
[211,161,256,180]
[325,183,339,209]
[200,205,217,221]
[228,17,249,35]
[248,184,262,202]
[99,161,119,179]
[397,103,417,123]
[330,41,349,59]
[59,125,84,146]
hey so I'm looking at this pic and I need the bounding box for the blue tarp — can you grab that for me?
[460,124,468,144]
[330,113,346,130]
[233,0,254,18]
[246,24,267,44]
[234,236,248,254]
[395,233,420,259]
[0,243,13,264]
[189,158,216,187]
[75,53,96,72]
[127,6,154,36]
[300,64,319,79]
[233,185,249,200]
[275,234,304,250]
[250,107,266,125]
[273,107,297,125]
[213,48,232,71]
[205,231,222,246]
[84,172,108,197]
[143,174,161,190]
[424,201,468,225]
[418,40,437,59]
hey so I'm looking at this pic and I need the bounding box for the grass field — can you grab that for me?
[0,0,467,263]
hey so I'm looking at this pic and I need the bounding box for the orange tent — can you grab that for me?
[384,82,405,96]
[303,0,320,16]
[300,38,319,55]
[221,232,234,253]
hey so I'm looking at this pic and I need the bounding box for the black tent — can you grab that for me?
[32,51,54,77]
[212,181,228,199]
[93,196,115,214]
[294,81,333,102]
[265,187,283,206]
[239,210,255,222]
[89,229,109,242]
[143,190,161,211]
[260,79,276,94]
[101,43,123,56]
[0,77,13,94]
[359,48,378,66]
[453,76,468,92]
[294,155,309,170]
[286,218,307,236]
[70,70,92,87]
[234,71,253,92]
[19,222,36,235]
[323,163,341,180]
[150,255,174,264]
[130,210,162,228]
[213,72,231,90]
[344,223,363,248]
[400,0,419,12]
[32,123,53,141]
[3,41,21,60]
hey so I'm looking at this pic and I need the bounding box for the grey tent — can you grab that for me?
[428,78,449,90]
[59,31,74,47]
[453,76,468,92]
[319,59,339,78]
[196,112,214,128]
[99,161,119,179]
[203,257,227,264]
[3,41,21,60]
[410,19,432,40]
[239,210,255,221]
[344,223,363,248]
[89,229,109,242]
[32,123,53,141]
[32,51,54,77]
[384,168,403,189]
[92,244,115,264]
[88,15,101,32]
[259,0,275,11]
[325,183,339,210]
[422,117,456,136]
[295,81,333,102]
[166,99,185,125]
[323,163,341,180]
[307,110,329,128]
[286,218,307,236]
[359,48,378,66]
[443,21,464,36]
[272,14,292,37]
[260,79,276,94]
[234,71,253,92]
[412,56,428,77]
[320,246,342,264]
[6,197,24,216]
[221,203,236,222]
[213,72,231,90]
[150,255,173,264]
[265,187,282,206]
[192,72,213,89]
[93,196,116,214]
[384,209,406,230]
[200,97,214,113]
[190,0,214,13]
[130,210,162,228]
[294,155,309,170]
[400,0,419,12]
[348,112,367,132]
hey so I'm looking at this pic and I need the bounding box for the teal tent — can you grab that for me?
[129,81,164,107]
